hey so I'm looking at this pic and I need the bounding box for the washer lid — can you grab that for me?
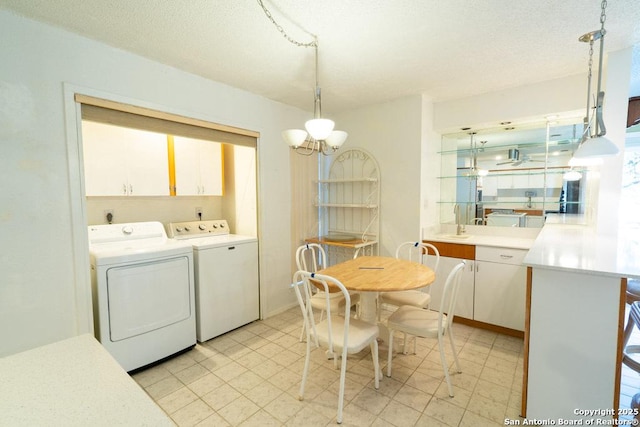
[189,234,257,249]
[88,221,193,265]
[89,239,193,266]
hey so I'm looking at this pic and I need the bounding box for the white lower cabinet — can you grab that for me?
[426,243,527,332]
[427,255,475,320]
[474,246,527,331]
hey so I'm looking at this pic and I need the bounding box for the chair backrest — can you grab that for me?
[395,241,440,274]
[438,261,467,331]
[296,243,327,272]
[292,270,351,355]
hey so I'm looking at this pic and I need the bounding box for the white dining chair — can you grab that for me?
[386,261,466,397]
[296,243,360,342]
[378,242,440,353]
[292,270,380,424]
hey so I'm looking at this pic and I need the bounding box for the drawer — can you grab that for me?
[475,246,527,265]
[423,240,475,260]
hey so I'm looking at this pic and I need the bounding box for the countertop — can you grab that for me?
[523,214,640,279]
[424,232,536,250]
[0,334,174,426]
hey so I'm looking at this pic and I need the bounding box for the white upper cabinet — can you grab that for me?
[82,121,170,196]
[173,136,223,196]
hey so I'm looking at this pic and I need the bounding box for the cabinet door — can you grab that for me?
[474,260,526,330]
[198,141,223,196]
[482,175,498,197]
[124,128,170,196]
[82,121,169,196]
[173,136,201,195]
[174,137,223,196]
[426,255,474,320]
[512,172,530,189]
[496,172,514,190]
[82,121,129,196]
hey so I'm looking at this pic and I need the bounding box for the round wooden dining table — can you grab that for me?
[316,255,436,324]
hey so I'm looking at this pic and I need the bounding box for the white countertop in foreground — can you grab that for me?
[0,334,174,426]
[523,215,640,279]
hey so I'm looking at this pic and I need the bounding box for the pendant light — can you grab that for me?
[258,0,347,156]
[572,0,619,162]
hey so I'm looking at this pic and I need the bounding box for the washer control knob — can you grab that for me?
[212,224,218,229]
[199,224,206,231]
[184,226,191,232]
[176,227,183,233]
[219,223,225,228]
[122,225,133,235]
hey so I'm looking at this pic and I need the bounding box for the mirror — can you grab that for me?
[440,114,587,228]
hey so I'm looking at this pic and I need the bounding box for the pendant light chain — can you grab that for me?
[256,0,317,48]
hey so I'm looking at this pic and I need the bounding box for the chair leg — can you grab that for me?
[336,347,349,424]
[624,311,635,348]
[447,327,462,373]
[438,334,454,397]
[298,332,312,401]
[370,340,380,389]
[402,332,408,354]
[387,330,395,377]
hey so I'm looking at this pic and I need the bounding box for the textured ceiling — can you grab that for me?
[2,0,639,114]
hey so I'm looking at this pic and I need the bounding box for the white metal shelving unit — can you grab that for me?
[305,148,380,265]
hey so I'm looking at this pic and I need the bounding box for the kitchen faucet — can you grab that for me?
[454,204,466,235]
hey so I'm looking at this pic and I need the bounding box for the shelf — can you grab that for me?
[317,178,378,183]
[305,237,378,249]
[439,168,583,180]
[317,203,378,209]
[438,140,579,156]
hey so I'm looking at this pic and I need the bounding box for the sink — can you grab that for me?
[440,234,472,239]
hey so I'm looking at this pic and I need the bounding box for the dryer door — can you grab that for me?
[106,256,192,342]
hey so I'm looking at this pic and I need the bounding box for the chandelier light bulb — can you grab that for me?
[282,129,308,148]
[325,130,348,148]
[305,118,335,140]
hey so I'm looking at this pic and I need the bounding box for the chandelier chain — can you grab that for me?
[600,0,607,29]
[256,0,317,48]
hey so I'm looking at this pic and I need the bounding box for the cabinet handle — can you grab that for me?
[129,184,133,194]
[123,184,127,195]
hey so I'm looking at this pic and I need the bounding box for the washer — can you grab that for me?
[169,220,259,342]
[88,221,196,372]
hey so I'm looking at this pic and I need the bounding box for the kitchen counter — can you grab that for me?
[522,214,639,421]
[424,232,536,250]
[524,214,640,279]
[0,334,174,426]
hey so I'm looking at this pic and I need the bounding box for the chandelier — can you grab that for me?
[257,0,347,155]
[572,0,619,161]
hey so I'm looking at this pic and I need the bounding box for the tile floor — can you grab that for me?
[132,307,526,426]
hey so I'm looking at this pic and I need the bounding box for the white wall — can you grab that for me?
[0,11,302,356]
[434,73,586,133]
[336,96,424,256]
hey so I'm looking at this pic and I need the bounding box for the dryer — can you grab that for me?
[88,221,196,372]
[169,220,259,342]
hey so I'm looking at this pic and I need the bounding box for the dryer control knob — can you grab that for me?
[122,225,133,235]
[199,224,206,231]
[184,226,191,232]
[176,227,183,233]
[219,223,225,228]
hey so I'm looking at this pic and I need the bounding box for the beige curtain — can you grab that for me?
[290,152,319,274]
